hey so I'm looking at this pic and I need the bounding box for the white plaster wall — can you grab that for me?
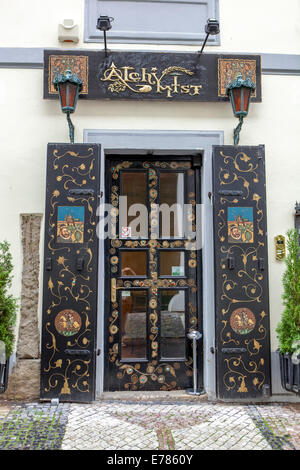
[0,0,299,54]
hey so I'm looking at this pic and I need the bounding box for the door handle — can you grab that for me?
[111,278,117,302]
[76,257,84,271]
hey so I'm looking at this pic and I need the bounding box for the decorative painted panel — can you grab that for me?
[40,143,100,403]
[212,145,271,399]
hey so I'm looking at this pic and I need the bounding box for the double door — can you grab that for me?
[105,156,202,391]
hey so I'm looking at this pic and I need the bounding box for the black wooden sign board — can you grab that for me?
[44,49,261,103]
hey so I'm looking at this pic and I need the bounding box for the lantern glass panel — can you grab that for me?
[242,87,251,113]
[59,83,68,109]
[232,88,242,113]
[68,83,78,111]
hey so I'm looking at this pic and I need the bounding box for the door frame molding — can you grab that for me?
[84,129,224,399]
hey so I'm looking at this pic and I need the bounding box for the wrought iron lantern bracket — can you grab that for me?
[53,69,83,144]
[226,74,256,145]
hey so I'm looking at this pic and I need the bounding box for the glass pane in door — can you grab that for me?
[160,289,186,359]
[121,171,147,237]
[121,251,147,276]
[160,251,185,276]
[159,172,184,238]
[121,290,147,360]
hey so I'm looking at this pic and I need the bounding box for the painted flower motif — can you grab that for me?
[110,207,119,217]
[61,379,71,395]
[108,80,126,93]
[52,189,60,197]
[111,239,122,248]
[109,325,118,335]
[188,259,197,268]
[139,375,148,384]
[149,189,157,198]
[110,256,118,265]
[158,375,165,383]
[131,374,139,384]
[149,299,157,309]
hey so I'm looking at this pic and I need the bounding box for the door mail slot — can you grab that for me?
[64,349,91,356]
[221,348,247,354]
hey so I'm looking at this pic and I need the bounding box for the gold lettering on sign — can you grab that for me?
[101,62,203,99]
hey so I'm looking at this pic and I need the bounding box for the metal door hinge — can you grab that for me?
[228,256,235,270]
[258,257,265,271]
[45,258,52,271]
[262,384,270,398]
[76,257,84,271]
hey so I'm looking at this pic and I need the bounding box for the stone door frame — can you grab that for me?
[83,129,224,399]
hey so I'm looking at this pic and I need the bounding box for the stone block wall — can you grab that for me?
[1,214,42,401]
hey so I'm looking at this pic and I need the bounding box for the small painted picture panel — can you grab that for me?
[57,206,85,243]
[227,207,254,244]
[55,309,82,336]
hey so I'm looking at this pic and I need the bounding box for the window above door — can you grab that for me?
[84,0,220,46]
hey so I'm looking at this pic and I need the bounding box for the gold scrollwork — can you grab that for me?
[45,358,91,395]
[223,356,265,393]
[52,148,94,169]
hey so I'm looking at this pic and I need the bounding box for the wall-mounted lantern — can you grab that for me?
[53,69,83,144]
[226,73,256,145]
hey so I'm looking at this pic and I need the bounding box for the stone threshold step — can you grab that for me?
[98,390,208,402]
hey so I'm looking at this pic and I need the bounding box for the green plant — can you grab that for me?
[276,229,300,354]
[0,241,18,358]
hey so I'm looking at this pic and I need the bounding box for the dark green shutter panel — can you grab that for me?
[212,145,271,399]
[40,143,100,403]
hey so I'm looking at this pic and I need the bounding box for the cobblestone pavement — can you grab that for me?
[0,400,299,451]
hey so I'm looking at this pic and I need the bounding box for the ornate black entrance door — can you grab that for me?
[105,156,202,391]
